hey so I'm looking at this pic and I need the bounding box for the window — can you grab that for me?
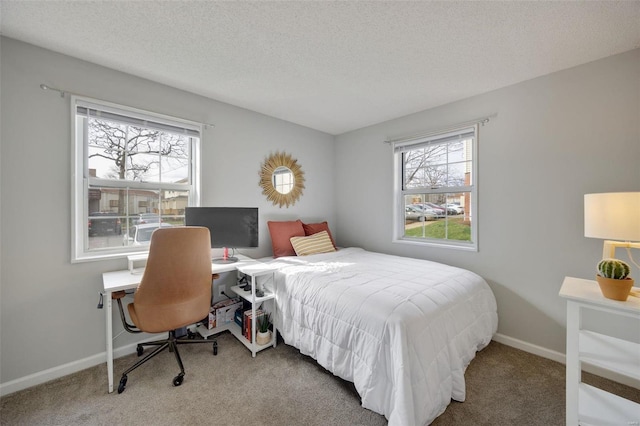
[272,167,294,194]
[72,97,201,261]
[393,125,477,250]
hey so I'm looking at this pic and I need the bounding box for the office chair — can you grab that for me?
[113,226,216,394]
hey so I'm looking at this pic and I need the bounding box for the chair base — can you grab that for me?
[117,329,216,394]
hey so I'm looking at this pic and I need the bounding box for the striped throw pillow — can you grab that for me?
[289,230,336,256]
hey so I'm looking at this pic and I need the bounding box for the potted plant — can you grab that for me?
[595,258,635,301]
[256,312,272,345]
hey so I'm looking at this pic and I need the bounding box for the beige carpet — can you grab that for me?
[1,333,638,425]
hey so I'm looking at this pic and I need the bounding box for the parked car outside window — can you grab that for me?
[416,202,446,218]
[444,204,464,215]
[405,205,435,222]
[88,212,122,236]
[135,213,161,225]
[123,223,172,246]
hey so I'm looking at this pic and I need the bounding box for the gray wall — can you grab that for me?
[0,37,334,388]
[334,49,640,355]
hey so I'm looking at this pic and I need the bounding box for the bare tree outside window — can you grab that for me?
[403,141,465,190]
[87,118,190,217]
[73,97,200,261]
[88,119,189,182]
[395,128,477,249]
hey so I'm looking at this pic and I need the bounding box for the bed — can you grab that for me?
[263,247,498,426]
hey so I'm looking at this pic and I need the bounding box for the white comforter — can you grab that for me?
[265,247,498,426]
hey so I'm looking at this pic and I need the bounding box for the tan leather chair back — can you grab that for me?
[128,226,212,333]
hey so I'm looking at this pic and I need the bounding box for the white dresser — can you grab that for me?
[559,276,640,425]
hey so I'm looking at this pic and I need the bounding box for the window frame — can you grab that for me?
[71,96,202,262]
[392,124,478,251]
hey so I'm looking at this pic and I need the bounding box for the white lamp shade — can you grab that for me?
[584,192,640,241]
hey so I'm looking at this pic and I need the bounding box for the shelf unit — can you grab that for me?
[197,264,277,357]
[559,276,640,425]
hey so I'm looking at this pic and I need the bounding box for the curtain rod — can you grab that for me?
[383,114,497,145]
[39,83,216,129]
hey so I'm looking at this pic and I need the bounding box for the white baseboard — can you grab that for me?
[492,333,566,363]
[0,353,106,397]
[0,334,164,397]
[2,332,636,397]
[493,333,640,389]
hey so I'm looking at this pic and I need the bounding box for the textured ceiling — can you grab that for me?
[1,1,639,135]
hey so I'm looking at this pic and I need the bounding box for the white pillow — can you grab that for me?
[289,230,336,256]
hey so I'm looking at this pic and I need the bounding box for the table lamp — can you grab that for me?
[584,192,640,300]
[584,192,640,259]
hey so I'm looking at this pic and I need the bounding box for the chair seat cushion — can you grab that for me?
[129,296,209,333]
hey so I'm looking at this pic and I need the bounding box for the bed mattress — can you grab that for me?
[264,247,498,426]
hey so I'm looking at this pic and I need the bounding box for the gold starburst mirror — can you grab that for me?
[259,151,305,208]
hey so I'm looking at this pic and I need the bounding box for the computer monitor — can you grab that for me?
[185,207,258,264]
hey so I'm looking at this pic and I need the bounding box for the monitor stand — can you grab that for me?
[212,257,238,264]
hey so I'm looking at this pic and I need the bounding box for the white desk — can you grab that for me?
[101,254,258,393]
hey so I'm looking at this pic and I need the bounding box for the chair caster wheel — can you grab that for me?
[118,375,127,394]
[136,345,143,356]
[213,341,218,356]
[173,374,184,387]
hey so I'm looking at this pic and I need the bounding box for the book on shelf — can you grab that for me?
[243,309,264,341]
[234,308,243,329]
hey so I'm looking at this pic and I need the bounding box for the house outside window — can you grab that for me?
[393,125,478,251]
[72,97,201,262]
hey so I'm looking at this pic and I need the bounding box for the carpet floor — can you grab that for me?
[1,333,638,425]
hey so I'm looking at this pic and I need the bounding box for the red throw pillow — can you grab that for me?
[302,221,336,249]
[267,220,305,257]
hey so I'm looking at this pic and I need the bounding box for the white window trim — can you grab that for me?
[71,96,202,262]
[392,124,478,251]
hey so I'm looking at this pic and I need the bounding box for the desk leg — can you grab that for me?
[105,291,114,393]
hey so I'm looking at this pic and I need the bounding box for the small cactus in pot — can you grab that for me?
[595,258,634,301]
[597,258,631,280]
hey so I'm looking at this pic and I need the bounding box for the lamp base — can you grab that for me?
[595,275,634,301]
[602,240,640,260]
